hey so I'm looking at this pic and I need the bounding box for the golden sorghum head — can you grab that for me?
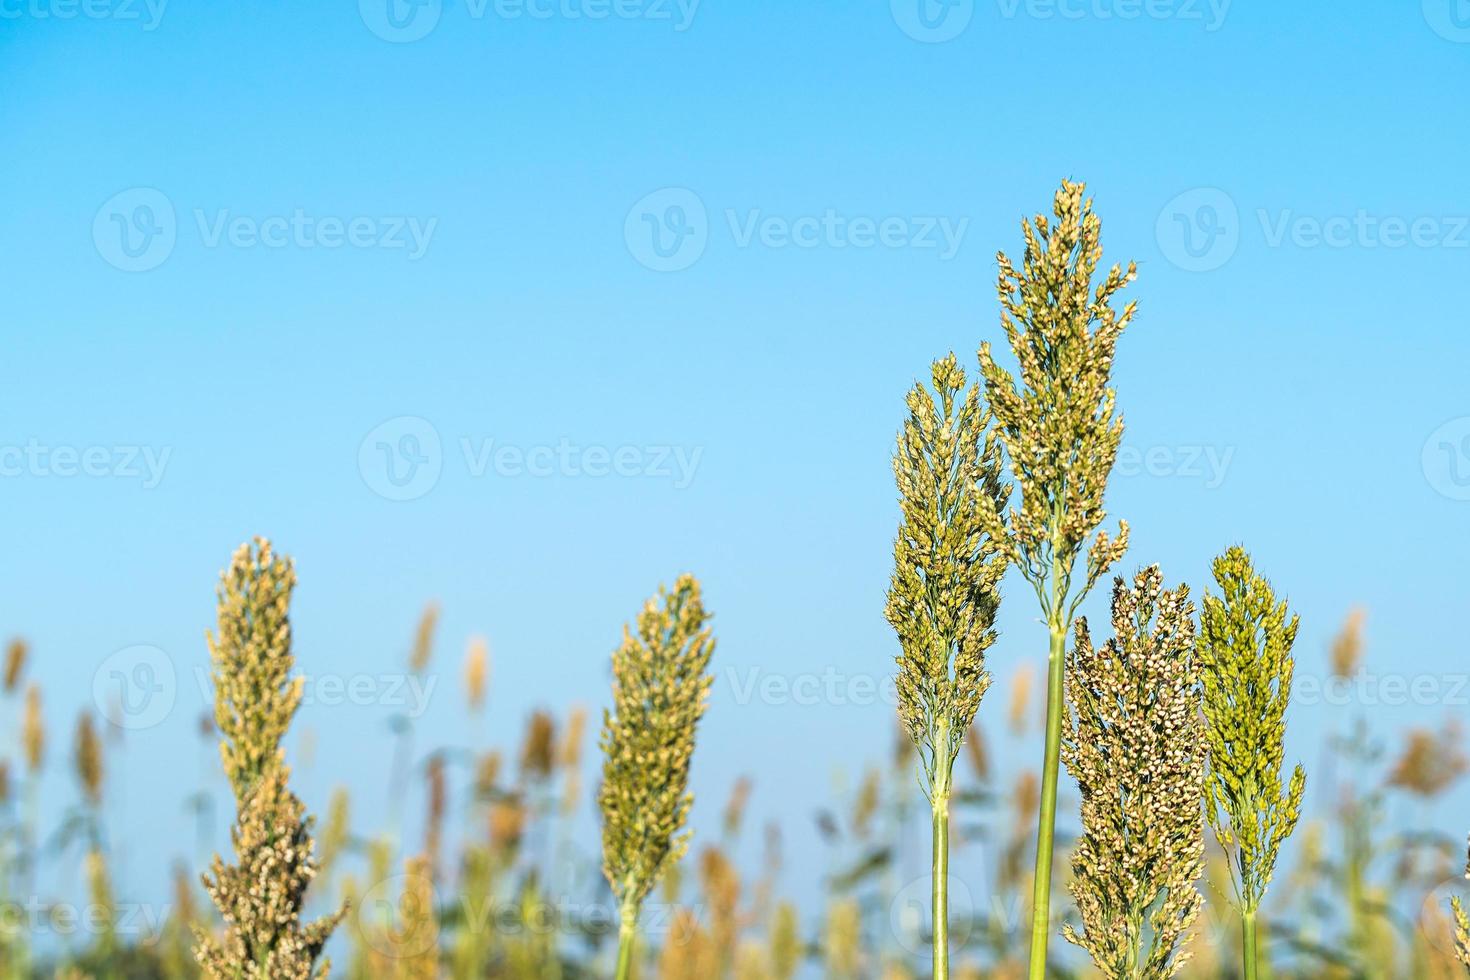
[318,787,350,879]
[1330,607,1366,679]
[1451,837,1470,969]
[976,179,1134,611]
[599,574,715,914]
[74,712,104,807]
[3,637,27,694]
[1006,661,1033,736]
[1387,722,1469,798]
[206,537,304,798]
[22,682,44,773]
[963,722,989,783]
[559,704,588,816]
[462,635,488,712]
[887,353,1007,798]
[0,761,9,806]
[824,897,862,979]
[489,797,526,857]
[424,754,447,872]
[700,846,741,961]
[1063,566,1205,977]
[770,902,801,980]
[388,855,439,980]
[1198,545,1306,914]
[409,601,439,674]
[851,768,880,839]
[473,751,502,801]
[519,710,556,783]
[723,775,753,840]
[196,539,343,980]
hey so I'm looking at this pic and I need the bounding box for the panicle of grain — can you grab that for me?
[701,846,742,967]
[560,704,588,815]
[73,711,104,806]
[1330,607,1366,679]
[824,897,862,979]
[22,682,43,773]
[599,575,715,918]
[317,787,350,879]
[658,907,717,980]
[519,709,557,783]
[852,768,880,839]
[1062,566,1205,978]
[1451,836,1470,971]
[489,796,526,859]
[462,635,489,712]
[424,754,447,875]
[195,538,343,980]
[888,352,1007,798]
[735,940,772,980]
[964,722,989,783]
[1198,547,1305,917]
[1007,662,1034,736]
[85,847,118,956]
[3,637,26,693]
[0,761,9,806]
[473,751,502,801]
[1387,722,1469,798]
[770,901,801,980]
[388,855,439,980]
[723,775,753,840]
[409,601,439,673]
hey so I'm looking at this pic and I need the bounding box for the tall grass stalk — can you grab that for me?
[599,575,715,980]
[886,353,1006,980]
[1197,546,1306,980]
[975,179,1135,979]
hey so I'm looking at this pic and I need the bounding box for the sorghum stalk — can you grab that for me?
[1197,546,1306,980]
[195,538,344,980]
[886,353,1007,980]
[975,180,1135,979]
[599,575,715,980]
[1063,567,1205,979]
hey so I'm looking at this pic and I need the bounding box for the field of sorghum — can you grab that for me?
[2,183,1467,979]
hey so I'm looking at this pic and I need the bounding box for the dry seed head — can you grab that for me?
[519,710,556,782]
[388,855,439,980]
[770,902,801,980]
[1062,566,1205,978]
[22,682,43,773]
[424,755,447,873]
[724,775,753,839]
[318,787,350,878]
[599,574,715,912]
[462,635,488,712]
[409,601,439,673]
[887,352,1007,797]
[74,712,104,806]
[963,722,989,782]
[824,897,862,979]
[0,761,9,806]
[851,768,880,839]
[1007,661,1034,736]
[3,637,27,693]
[473,751,502,800]
[1387,722,1469,798]
[1330,607,1366,679]
[976,179,1133,621]
[1197,545,1305,913]
[1452,837,1470,970]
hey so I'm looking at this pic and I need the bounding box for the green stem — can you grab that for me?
[1027,617,1067,980]
[932,790,951,980]
[614,905,638,980]
[1242,908,1259,980]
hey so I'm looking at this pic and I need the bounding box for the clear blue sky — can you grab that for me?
[2,0,1469,961]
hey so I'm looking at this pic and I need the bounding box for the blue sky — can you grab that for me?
[2,0,1469,963]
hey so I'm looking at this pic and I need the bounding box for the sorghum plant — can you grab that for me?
[975,179,1135,978]
[196,538,344,980]
[1453,837,1470,972]
[1063,567,1205,979]
[1197,546,1305,980]
[599,574,715,980]
[886,352,1007,979]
